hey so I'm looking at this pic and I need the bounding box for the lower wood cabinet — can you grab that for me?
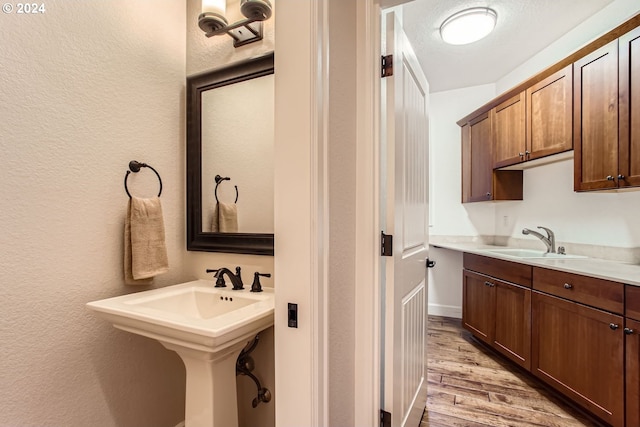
[626,318,640,427]
[462,253,639,426]
[532,291,624,427]
[463,269,531,370]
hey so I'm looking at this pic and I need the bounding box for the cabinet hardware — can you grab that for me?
[618,174,625,180]
[563,283,573,289]
[607,175,615,181]
[484,281,495,287]
[518,152,524,157]
[609,323,619,330]
[624,327,635,335]
[486,192,491,198]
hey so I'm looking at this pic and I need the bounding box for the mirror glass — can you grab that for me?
[187,53,274,255]
[201,74,274,233]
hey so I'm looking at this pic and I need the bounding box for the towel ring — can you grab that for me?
[214,174,238,204]
[124,160,163,198]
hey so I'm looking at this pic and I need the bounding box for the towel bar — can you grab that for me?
[124,160,163,198]
[214,174,239,203]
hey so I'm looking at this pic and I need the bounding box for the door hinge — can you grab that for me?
[380,409,391,427]
[381,54,393,77]
[381,231,393,257]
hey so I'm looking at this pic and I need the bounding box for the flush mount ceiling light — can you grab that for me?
[440,7,497,45]
[199,0,272,47]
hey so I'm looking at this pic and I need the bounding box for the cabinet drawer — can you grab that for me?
[533,267,624,314]
[627,285,640,321]
[463,253,532,287]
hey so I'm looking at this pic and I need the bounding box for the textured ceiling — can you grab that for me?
[402,0,614,92]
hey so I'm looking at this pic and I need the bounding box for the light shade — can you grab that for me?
[440,7,497,45]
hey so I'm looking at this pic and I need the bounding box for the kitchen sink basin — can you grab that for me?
[484,248,587,259]
[87,280,274,427]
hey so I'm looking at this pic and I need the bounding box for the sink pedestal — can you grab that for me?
[161,341,246,427]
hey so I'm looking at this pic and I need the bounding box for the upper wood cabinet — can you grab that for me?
[526,65,573,161]
[574,27,640,192]
[492,65,573,169]
[461,113,523,203]
[619,26,640,188]
[574,40,620,191]
[462,114,492,202]
[492,92,526,168]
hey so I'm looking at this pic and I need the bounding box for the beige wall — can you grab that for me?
[0,0,187,425]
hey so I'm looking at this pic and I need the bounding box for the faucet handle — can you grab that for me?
[205,268,227,287]
[251,272,271,293]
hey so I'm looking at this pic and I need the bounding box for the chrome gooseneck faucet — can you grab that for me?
[522,226,555,253]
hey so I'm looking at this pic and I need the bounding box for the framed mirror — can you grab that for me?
[187,53,274,255]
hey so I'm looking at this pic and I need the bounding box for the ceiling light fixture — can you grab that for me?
[440,7,497,45]
[199,0,273,48]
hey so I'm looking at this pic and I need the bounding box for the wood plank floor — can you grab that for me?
[422,316,605,427]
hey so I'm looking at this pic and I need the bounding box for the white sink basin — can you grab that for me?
[87,280,274,427]
[87,280,274,353]
[484,248,587,259]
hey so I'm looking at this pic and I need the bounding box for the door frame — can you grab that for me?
[275,0,408,425]
[354,0,382,423]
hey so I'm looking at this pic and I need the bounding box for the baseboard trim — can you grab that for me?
[428,303,461,319]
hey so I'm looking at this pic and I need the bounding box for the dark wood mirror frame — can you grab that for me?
[186,52,274,255]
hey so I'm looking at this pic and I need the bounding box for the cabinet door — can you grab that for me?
[493,92,526,168]
[532,292,624,427]
[494,280,531,370]
[527,64,573,161]
[626,318,640,427]
[462,270,495,344]
[574,40,619,191]
[461,113,492,202]
[619,26,640,188]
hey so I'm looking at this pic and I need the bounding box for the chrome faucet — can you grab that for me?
[206,266,244,290]
[522,226,555,253]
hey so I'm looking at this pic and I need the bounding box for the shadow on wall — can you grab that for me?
[88,322,185,427]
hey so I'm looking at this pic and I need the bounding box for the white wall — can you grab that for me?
[0,1,187,425]
[429,84,496,238]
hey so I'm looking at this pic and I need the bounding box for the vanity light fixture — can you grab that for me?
[440,7,497,45]
[198,0,272,47]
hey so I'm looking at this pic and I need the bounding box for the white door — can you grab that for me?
[381,10,430,427]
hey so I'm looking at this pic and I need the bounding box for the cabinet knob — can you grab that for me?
[609,323,620,330]
[486,192,491,198]
[563,283,573,289]
[624,327,635,335]
[607,175,615,181]
[525,150,530,155]
[484,281,495,287]
[618,174,625,180]
[518,152,524,157]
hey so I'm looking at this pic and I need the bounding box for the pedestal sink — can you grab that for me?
[87,280,274,427]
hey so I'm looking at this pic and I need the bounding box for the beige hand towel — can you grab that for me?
[124,196,169,284]
[211,202,238,233]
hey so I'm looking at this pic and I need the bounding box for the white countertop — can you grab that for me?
[430,242,640,287]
